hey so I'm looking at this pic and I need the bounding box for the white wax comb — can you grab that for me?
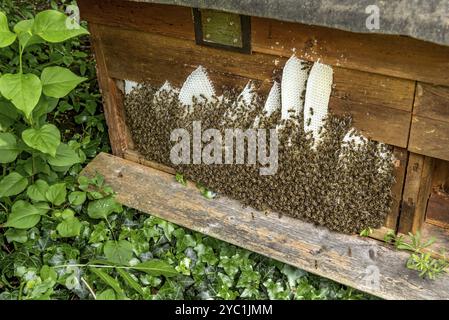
[178,66,215,108]
[124,80,141,95]
[303,62,333,146]
[253,81,281,127]
[281,55,308,121]
[153,81,179,103]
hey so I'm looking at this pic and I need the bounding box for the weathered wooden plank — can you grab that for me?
[78,0,194,40]
[89,24,132,157]
[421,222,449,258]
[251,17,449,87]
[124,149,176,175]
[427,192,449,229]
[385,148,408,230]
[427,159,449,228]
[414,83,449,123]
[398,154,435,234]
[81,152,449,300]
[409,116,449,161]
[96,24,413,147]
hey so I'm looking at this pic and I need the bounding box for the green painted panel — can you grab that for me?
[201,9,242,48]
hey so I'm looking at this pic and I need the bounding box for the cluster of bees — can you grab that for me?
[124,58,395,234]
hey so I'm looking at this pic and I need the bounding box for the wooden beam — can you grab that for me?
[385,148,408,230]
[88,24,132,157]
[409,116,449,162]
[78,0,194,40]
[251,17,449,87]
[398,154,435,234]
[95,24,414,147]
[81,152,449,300]
[413,83,449,122]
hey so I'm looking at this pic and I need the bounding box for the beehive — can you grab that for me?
[79,0,449,298]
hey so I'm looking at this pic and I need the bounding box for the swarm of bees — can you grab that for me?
[124,56,396,234]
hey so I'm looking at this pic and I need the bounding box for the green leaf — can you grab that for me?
[4,200,42,229]
[96,289,116,300]
[22,124,60,156]
[32,10,89,43]
[68,191,86,206]
[45,183,66,206]
[133,259,178,277]
[32,95,59,123]
[89,267,124,295]
[87,196,122,219]
[14,19,43,49]
[5,228,28,243]
[0,132,19,163]
[0,172,28,197]
[41,66,86,98]
[27,179,49,202]
[56,217,82,237]
[116,268,145,296]
[0,98,19,131]
[0,12,16,47]
[0,73,42,118]
[104,240,133,265]
[40,266,57,282]
[46,143,80,167]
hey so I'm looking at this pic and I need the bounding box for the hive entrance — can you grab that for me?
[124,59,395,234]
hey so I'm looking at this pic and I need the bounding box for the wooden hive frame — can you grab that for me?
[78,0,449,299]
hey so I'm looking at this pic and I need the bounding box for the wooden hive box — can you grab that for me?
[78,0,449,299]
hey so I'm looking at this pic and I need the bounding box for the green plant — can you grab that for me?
[384,230,449,279]
[359,227,373,237]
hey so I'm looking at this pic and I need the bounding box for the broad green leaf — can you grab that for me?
[40,266,57,282]
[0,132,19,163]
[0,97,19,131]
[0,73,42,118]
[56,217,82,237]
[45,182,66,205]
[133,259,178,277]
[89,267,124,295]
[22,124,60,156]
[116,268,145,296]
[4,200,41,229]
[46,143,80,167]
[4,228,28,243]
[41,66,86,98]
[96,289,116,300]
[104,240,133,265]
[32,10,89,43]
[0,12,16,47]
[32,95,59,123]
[0,172,28,197]
[68,191,86,206]
[27,179,49,202]
[14,19,43,49]
[87,196,122,219]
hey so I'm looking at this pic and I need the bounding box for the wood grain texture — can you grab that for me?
[78,0,194,40]
[251,17,449,87]
[81,152,449,300]
[421,222,449,258]
[95,24,413,147]
[398,154,435,234]
[427,192,449,229]
[89,24,132,157]
[409,116,449,161]
[413,83,449,122]
[385,148,408,230]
